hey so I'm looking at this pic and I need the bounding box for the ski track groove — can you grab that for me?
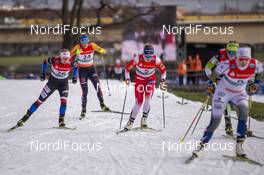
[106,148,127,175]
[149,152,166,175]
[1,151,59,175]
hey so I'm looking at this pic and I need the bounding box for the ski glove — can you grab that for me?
[125,79,131,85]
[40,74,46,81]
[160,79,167,91]
[247,82,259,95]
[206,80,215,96]
[99,48,106,54]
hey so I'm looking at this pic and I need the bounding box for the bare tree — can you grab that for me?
[47,0,157,49]
[61,0,83,48]
[8,0,158,49]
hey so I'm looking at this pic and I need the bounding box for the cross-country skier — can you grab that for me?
[192,47,263,158]
[12,49,78,129]
[70,35,110,119]
[205,41,239,136]
[123,44,167,130]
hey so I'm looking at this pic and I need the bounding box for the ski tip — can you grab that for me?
[179,139,184,143]
[79,116,87,120]
[6,125,19,132]
[7,128,14,132]
[116,131,123,135]
[185,159,191,164]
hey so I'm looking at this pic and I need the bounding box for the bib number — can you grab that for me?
[78,54,93,62]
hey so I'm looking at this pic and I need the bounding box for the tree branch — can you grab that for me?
[96,0,106,26]
[93,1,157,27]
[62,0,69,24]
[101,6,156,28]
[76,0,83,27]
[70,0,80,26]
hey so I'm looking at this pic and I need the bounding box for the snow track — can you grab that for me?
[0,80,264,175]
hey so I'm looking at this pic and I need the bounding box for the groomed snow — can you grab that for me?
[0,80,263,175]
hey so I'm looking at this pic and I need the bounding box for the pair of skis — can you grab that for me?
[116,126,162,135]
[7,124,77,132]
[185,153,263,166]
[223,134,264,140]
[91,110,130,115]
[222,155,263,166]
[7,125,21,132]
[7,109,130,132]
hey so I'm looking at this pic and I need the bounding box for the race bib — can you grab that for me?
[51,68,69,79]
[76,53,94,64]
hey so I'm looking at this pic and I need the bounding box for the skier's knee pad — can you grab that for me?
[60,97,67,105]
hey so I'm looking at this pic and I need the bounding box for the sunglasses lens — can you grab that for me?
[81,38,89,44]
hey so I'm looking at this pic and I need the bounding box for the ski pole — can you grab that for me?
[162,91,166,128]
[177,97,188,105]
[180,96,209,142]
[248,96,252,129]
[119,85,128,129]
[191,98,209,135]
[247,95,253,136]
[248,116,251,129]
[100,55,111,96]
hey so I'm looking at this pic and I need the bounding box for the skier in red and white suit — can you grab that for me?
[124,44,167,130]
[193,47,263,157]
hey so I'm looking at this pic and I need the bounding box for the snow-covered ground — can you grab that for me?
[0,80,264,175]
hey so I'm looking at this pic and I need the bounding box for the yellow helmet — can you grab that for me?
[226,41,239,52]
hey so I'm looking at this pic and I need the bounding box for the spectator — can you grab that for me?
[113,59,123,80]
[185,55,193,85]
[177,60,187,86]
[193,54,202,71]
[192,54,202,84]
[106,65,114,79]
